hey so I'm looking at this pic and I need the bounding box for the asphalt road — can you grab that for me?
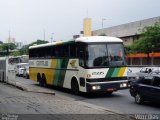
[81,90,160,114]
[39,82,160,114]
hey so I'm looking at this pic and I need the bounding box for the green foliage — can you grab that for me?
[0,41,3,44]
[129,22,160,53]
[141,22,160,52]
[0,45,2,51]
[29,39,48,46]
[99,33,107,36]
[1,43,16,51]
[19,45,29,55]
[127,22,160,65]
[0,43,16,56]
[125,46,134,54]
[0,39,48,56]
[10,50,21,56]
[19,39,48,55]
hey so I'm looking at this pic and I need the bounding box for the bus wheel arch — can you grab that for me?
[71,77,79,95]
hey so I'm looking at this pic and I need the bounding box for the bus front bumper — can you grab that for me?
[86,80,129,93]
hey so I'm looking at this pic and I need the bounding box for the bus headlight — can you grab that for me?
[92,85,101,90]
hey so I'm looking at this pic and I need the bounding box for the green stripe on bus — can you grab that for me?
[53,69,60,86]
[57,59,69,87]
[111,68,120,77]
[53,59,62,85]
[106,68,115,77]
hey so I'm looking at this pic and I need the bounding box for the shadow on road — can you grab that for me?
[137,102,160,108]
[33,84,124,99]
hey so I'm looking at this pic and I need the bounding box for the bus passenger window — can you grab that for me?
[78,46,85,67]
[69,45,77,58]
[79,51,84,66]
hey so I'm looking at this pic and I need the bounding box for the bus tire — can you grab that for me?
[71,78,79,95]
[41,73,47,87]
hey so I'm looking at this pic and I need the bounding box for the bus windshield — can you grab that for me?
[85,43,126,68]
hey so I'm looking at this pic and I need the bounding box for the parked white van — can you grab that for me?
[15,63,29,77]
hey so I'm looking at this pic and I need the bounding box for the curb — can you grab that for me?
[5,80,55,95]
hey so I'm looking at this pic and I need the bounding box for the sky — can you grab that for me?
[0,0,160,44]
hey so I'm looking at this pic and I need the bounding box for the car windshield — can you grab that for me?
[85,43,126,68]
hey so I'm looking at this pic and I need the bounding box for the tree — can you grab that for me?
[19,45,29,55]
[1,43,17,50]
[141,22,160,52]
[10,50,20,56]
[0,41,3,44]
[0,45,2,51]
[29,39,48,46]
[129,22,160,64]
[18,39,49,56]
[0,43,16,56]
[99,33,107,36]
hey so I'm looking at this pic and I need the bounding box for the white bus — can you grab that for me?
[0,56,28,82]
[29,36,128,94]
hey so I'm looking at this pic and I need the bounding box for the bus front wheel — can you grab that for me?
[71,79,79,95]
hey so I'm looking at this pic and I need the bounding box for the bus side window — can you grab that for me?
[69,45,77,58]
[63,45,69,58]
[78,46,85,67]
[45,46,52,58]
[58,45,69,58]
[51,47,55,58]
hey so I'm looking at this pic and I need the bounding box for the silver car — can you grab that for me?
[127,67,156,86]
[15,63,29,77]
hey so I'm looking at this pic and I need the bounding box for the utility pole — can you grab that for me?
[50,33,54,42]
[43,29,46,41]
[102,18,106,29]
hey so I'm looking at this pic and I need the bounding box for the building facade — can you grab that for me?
[15,42,23,49]
[92,16,160,46]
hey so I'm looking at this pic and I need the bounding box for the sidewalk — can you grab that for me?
[3,74,134,120]
[6,75,55,95]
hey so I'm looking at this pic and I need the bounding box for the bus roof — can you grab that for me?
[76,36,123,43]
[29,36,123,49]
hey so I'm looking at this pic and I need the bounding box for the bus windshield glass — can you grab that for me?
[86,43,126,68]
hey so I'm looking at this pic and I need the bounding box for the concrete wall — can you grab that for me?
[92,16,160,46]
[93,16,160,37]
